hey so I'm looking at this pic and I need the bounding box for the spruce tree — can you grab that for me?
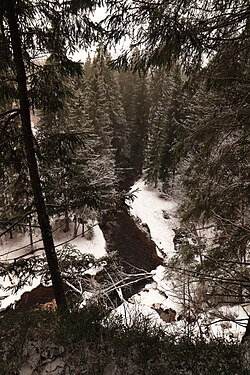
[144,70,169,186]
[144,66,187,187]
[118,64,149,177]
[85,47,117,192]
[0,0,106,309]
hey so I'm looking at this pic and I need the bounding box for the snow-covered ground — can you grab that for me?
[130,179,178,257]
[0,179,249,341]
[112,180,182,330]
[0,220,106,262]
[0,221,106,309]
[112,179,249,341]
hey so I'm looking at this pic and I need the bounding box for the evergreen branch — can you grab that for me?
[0,134,22,148]
[207,278,249,304]
[205,318,248,329]
[203,256,250,283]
[192,225,215,231]
[203,255,250,267]
[0,111,21,137]
[212,211,250,233]
[208,44,250,71]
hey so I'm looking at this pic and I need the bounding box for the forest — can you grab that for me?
[0,0,249,374]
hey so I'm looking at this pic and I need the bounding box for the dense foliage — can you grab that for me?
[0,306,247,374]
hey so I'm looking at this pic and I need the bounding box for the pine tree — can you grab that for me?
[37,72,117,222]
[144,66,187,187]
[85,47,117,191]
[0,107,32,229]
[144,70,169,186]
[106,68,130,171]
[0,0,106,309]
[106,0,250,74]
[105,0,250,339]
[160,65,185,184]
[118,63,150,177]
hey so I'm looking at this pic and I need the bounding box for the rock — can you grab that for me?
[159,308,176,323]
[100,211,163,274]
[162,210,170,220]
[152,304,176,323]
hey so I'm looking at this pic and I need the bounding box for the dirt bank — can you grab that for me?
[99,211,163,273]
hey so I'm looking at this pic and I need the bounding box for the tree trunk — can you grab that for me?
[81,219,85,237]
[73,215,78,238]
[6,0,67,310]
[9,228,13,240]
[64,209,70,233]
[28,215,34,252]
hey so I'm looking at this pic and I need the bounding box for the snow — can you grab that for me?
[0,232,43,261]
[0,178,249,342]
[111,301,163,327]
[151,266,181,312]
[66,223,106,258]
[0,220,106,262]
[127,266,181,317]
[127,180,181,313]
[0,220,106,310]
[127,179,249,341]
[109,180,183,329]
[0,276,41,310]
[207,305,249,341]
[130,179,178,257]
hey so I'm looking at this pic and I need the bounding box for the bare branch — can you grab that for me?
[0,108,20,117]
[0,210,37,238]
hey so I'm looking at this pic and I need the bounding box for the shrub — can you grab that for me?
[0,306,247,374]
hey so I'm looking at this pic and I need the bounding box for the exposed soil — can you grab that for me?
[15,285,55,311]
[99,210,163,303]
[100,211,163,274]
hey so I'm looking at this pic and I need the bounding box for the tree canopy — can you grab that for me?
[105,0,249,74]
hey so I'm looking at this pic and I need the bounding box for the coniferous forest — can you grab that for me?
[0,1,249,373]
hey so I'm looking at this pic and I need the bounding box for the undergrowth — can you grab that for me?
[0,304,247,374]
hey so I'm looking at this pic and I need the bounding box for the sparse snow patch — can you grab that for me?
[112,301,162,327]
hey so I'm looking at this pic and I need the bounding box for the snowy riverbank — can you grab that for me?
[0,179,249,341]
